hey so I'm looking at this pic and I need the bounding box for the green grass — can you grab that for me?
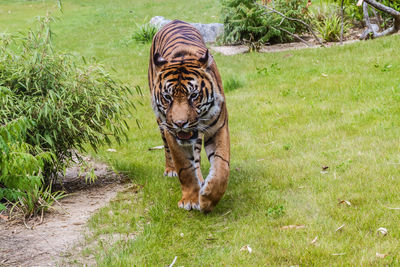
[2,0,400,266]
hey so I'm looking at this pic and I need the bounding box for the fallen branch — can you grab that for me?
[271,25,312,47]
[259,3,326,47]
[360,0,400,39]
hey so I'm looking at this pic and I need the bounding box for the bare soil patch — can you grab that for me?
[0,157,129,267]
[210,28,363,55]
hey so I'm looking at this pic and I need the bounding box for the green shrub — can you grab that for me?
[0,116,55,212]
[221,0,310,47]
[0,17,137,181]
[132,23,158,43]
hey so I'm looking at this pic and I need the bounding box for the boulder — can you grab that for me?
[149,16,224,43]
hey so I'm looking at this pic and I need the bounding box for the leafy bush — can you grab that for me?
[132,23,158,43]
[0,116,54,212]
[0,17,137,182]
[221,0,310,47]
[0,17,139,216]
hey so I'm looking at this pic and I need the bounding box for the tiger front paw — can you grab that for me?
[178,193,200,211]
[163,167,177,177]
[199,193,215,213]
[199,182,221,213]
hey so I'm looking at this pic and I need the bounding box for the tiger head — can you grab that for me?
[152,49,223,145]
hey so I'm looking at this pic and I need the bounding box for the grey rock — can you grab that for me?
[149,16,224,43]
[149,16,171,29]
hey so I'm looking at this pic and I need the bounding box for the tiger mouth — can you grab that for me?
[176,130,198,141]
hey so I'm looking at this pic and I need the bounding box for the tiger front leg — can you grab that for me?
[165,131,203,211]
[158,124,177,177]
[200,124,230,213]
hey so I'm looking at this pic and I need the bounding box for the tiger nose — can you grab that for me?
[173,120,188,128]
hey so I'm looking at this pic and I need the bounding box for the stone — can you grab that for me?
[149,16,224,43]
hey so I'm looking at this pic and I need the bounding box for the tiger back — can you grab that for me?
[148,20,230,213]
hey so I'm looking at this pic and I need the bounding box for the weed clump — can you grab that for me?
[224,76,245,92]
[132,23,158,43]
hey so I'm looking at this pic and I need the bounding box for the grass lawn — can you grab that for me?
[2,0,400,265]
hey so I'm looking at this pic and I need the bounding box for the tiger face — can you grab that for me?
[152,50,223,145]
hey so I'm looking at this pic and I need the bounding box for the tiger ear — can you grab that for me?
[199,49,213,69]
[154,53,167,70]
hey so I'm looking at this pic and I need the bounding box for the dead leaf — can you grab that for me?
[331,253,346,256]
[321,73,328,77]
[283,53,293,58]
[107,148,117,152]
[335,224,345,232]
[0,214,8,221]
[256,158,265,162]
[311,236,318,244]
[148,145,164,151]
[322,166,329,171]
[376,252,388,258]
[281,225,305,230]
[338,200,351,206]
[240,245,252,253]
[235,167,241,171]
[377,227,388,236]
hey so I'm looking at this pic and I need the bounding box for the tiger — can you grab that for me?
[148,20,230,213]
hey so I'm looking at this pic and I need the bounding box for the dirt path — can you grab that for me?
[210,39,359,55]
[0,158,128,267]
[210,28,368,55]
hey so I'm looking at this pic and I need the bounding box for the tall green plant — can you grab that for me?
[0,17,138,180]
[0,115,54,211]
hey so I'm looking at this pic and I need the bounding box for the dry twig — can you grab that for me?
[259,3,326,47]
